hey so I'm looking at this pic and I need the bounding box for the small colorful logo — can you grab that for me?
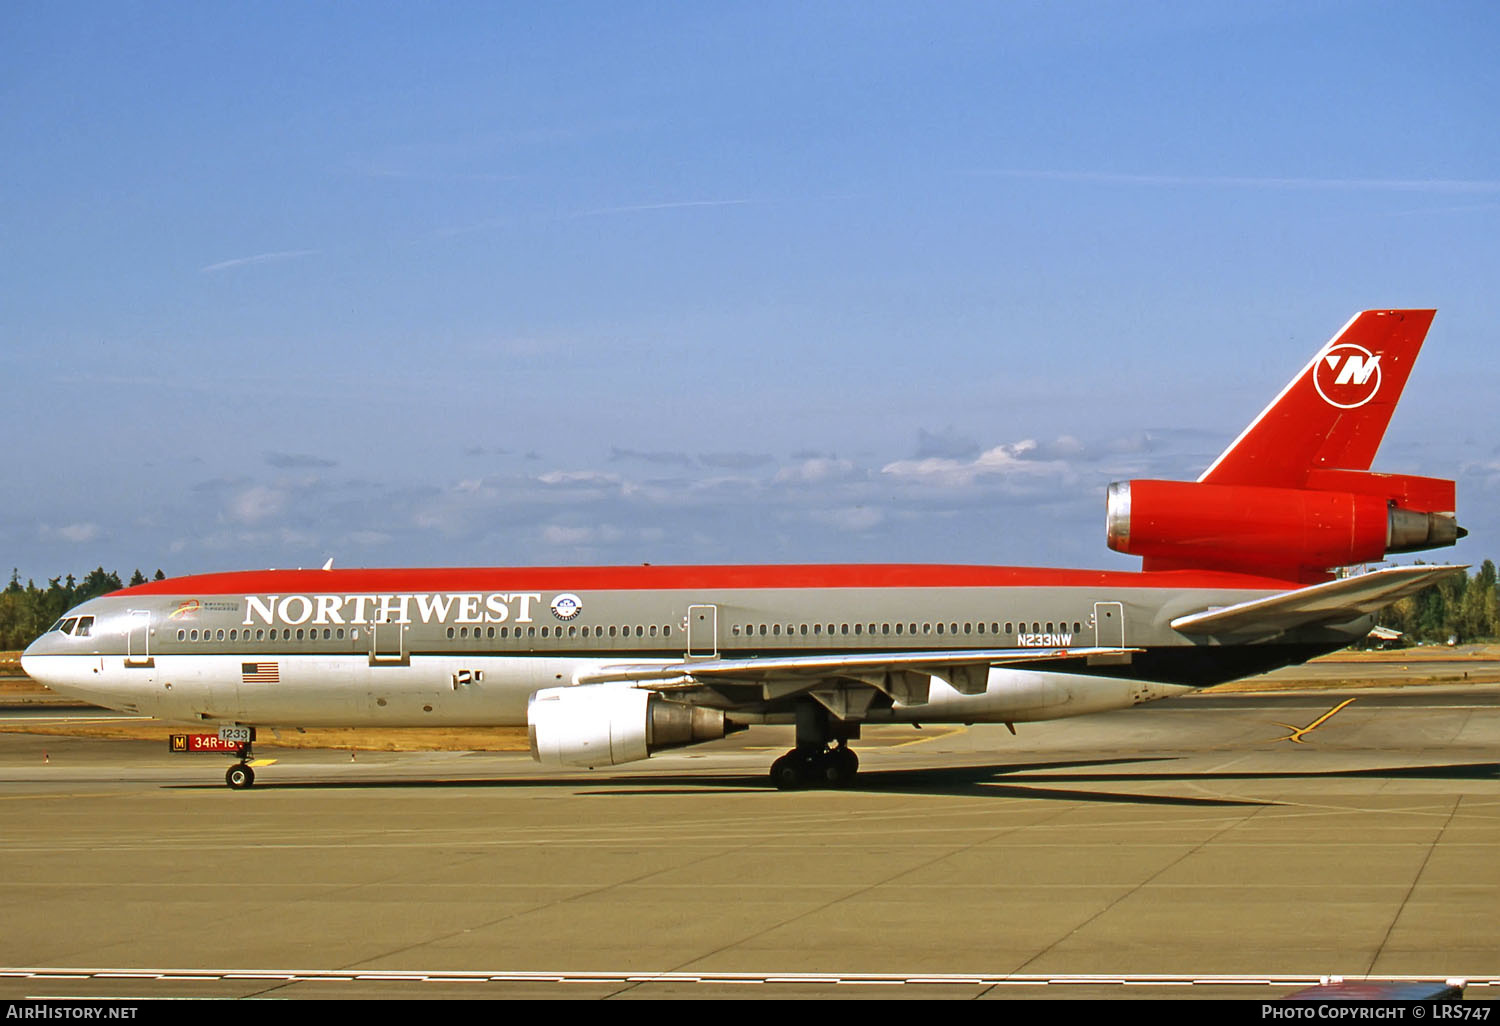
[168,599,201,620]
[1313,343,1382,409]
[550,593,582,621]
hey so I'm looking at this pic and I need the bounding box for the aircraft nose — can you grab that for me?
[20,631,60,682]
[20,637,45,680]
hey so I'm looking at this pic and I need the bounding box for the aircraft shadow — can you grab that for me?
[161,756,1488,804]
[164,754,1500,803]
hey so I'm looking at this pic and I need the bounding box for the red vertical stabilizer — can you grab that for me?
[1106,310,1460,581]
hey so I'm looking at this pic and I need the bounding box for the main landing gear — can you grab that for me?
[769,701,860,790]
[226,741,255,790]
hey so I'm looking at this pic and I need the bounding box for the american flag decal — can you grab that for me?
[241,662,280,684]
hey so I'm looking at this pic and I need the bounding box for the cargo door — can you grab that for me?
[1093,602,1125,648]
[687,604,718,658]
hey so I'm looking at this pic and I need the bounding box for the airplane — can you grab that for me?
[22,309,1466,791]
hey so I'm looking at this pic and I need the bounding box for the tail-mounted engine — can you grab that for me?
[1106,473,1463,580]
[528,684,741,767]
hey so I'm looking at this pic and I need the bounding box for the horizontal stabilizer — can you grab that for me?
[1170,564,1465,637]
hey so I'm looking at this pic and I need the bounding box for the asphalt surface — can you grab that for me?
[1,683,1497,1001]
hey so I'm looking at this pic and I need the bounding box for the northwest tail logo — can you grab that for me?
[1313,343,1382,409]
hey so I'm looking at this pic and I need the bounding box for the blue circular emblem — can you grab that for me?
[551,593,582,621]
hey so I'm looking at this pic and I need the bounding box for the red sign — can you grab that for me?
[169,734,244,754]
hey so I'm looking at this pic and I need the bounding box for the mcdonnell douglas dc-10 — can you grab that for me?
[23,310,1466,789]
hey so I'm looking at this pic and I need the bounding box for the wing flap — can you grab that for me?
[576,647,1136,706]
[576,646,1135,687]
[1169,564,1465,636]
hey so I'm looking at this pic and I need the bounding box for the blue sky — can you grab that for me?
[4,1,1497,581]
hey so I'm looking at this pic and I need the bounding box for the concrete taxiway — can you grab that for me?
[0,684,1497,1000]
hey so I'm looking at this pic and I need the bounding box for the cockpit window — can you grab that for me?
[74,616,93,637]
[59,618,79,635]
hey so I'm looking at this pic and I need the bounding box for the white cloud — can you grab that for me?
[881,439,1072,487]
[226,485,288,524]
[200,249,319,273]
[41,522,102,543]
[774,457,858,484]
[537,470,623,487]
[807,506,884,531]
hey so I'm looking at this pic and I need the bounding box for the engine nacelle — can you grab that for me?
[1106,479,1462,577]
[528,684,737,768]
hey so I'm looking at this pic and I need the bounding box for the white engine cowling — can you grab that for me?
[527,684,735,768]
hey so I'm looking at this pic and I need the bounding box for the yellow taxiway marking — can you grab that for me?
[1270,698,1356,744]
[890,726,969,748]
[247,759,277,767]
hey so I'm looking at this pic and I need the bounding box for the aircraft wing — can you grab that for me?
[576,646,1137,704]
[1169,564,1465,637]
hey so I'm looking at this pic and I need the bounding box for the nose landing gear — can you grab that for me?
[226,762,255,789]
[226,740,256,790]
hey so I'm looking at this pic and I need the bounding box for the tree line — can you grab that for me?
[1,562,1497,652]
[1373,560,1498,645]
[0,567,165,651]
